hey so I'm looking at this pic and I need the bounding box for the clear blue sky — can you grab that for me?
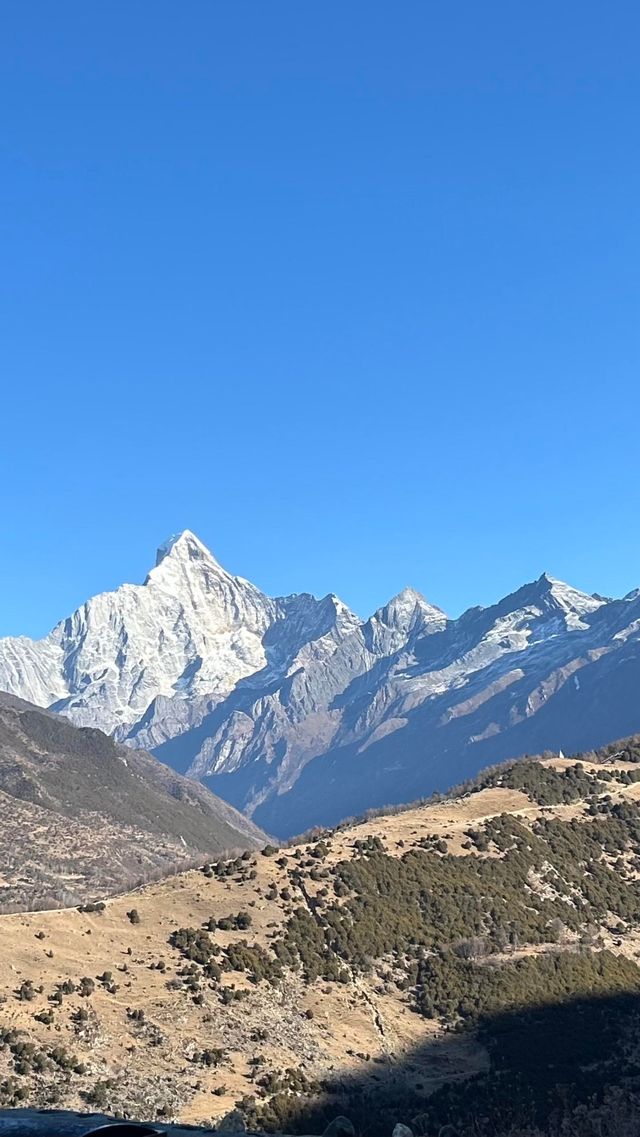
[1,1,639,638]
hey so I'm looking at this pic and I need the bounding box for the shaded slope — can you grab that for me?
[0,693,266,908]
[253,640,640,835]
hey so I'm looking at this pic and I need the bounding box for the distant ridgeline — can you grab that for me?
[4,530,640,835]
[300,734,640,835]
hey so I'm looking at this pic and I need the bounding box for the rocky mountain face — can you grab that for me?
[0,692,266,908]
[2,530,640,836]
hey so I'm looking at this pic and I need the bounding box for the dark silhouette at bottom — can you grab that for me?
[245,989,640,1137]
[1,992,640,1137]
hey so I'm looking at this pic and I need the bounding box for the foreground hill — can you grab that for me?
[0,694,266,909]
[4,740,640,1134]
[3,532,640,834]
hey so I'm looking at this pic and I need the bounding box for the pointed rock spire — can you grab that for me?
[155,529,222,569]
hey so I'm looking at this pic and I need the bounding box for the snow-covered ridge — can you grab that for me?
[0,531,283,732]
[0,530,637,834]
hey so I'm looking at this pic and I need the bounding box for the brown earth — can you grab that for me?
[2,761,639,1126]
[0,694,267,910]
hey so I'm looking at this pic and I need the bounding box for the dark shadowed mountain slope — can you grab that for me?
[253,637,640,835]
[0,693,266,909]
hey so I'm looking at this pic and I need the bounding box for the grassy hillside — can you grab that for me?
[0,694,266,909]
[3,746,640,1133]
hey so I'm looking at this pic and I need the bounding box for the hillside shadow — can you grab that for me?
[248,989,640,1137]
[3,991,640,1136]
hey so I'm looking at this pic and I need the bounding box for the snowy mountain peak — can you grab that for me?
[154,529,221,570]
[381,587,446,628]
[497,573,604,631]
[363,587,446,656]
[147,529,239,595]
[391,586,424,605]
[533,572,604,621]
[324,593,361,629]
[2,535,640,838]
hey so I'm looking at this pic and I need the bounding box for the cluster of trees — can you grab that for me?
[0,1028,85,1092]
[414,946,640,1022]
[169,921,282,989]
[277,808,634,981]
[213,910,253,931]
[169,925,219,965]
[474,759,603,805]
[225,940,282,985]
[201,850,255,879]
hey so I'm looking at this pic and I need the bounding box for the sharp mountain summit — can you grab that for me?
[2,530,640,836]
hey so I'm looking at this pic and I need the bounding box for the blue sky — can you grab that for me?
[1,1,639,637]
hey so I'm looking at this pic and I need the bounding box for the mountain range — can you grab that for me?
[2,529,640,836]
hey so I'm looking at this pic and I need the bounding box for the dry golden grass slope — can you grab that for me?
[2,755,640,1128]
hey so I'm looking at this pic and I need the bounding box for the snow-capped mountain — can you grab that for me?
[2,530,640,836]
[0,532,282,733]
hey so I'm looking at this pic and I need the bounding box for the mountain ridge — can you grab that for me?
[2,531,640,835]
